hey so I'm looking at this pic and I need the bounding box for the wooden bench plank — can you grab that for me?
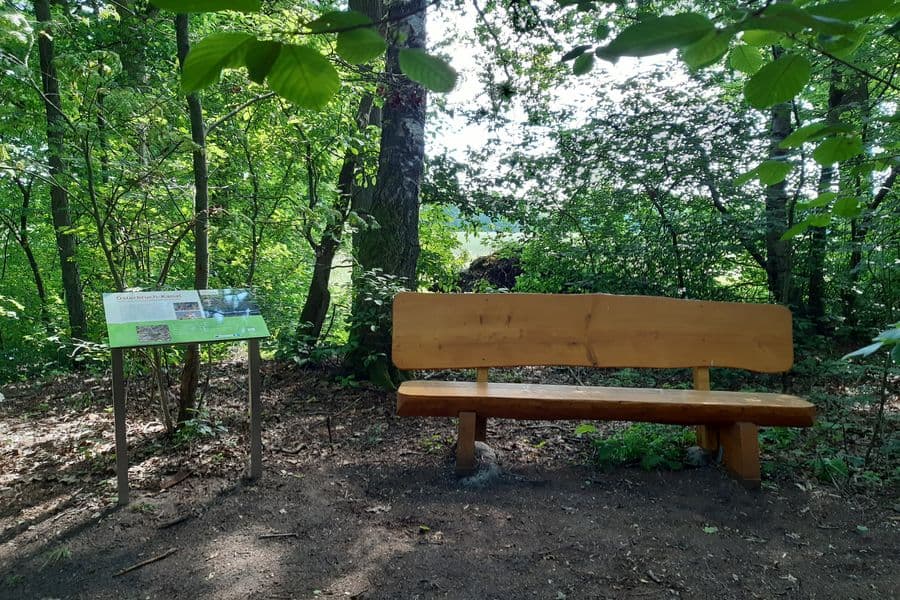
[392,292,794,372]
[397,381,815,427]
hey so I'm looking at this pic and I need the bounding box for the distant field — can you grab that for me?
[456,231,497,260]
[329,231,499,291]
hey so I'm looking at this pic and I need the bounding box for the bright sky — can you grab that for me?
[427,5,677,162]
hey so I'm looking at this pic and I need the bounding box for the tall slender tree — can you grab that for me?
[175,12,210,422]
[33,0,88,341]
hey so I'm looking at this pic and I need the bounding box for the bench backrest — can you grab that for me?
[392,292,793,373]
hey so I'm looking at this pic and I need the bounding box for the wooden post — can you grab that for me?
[719,422,761,488]
[456,411,477,475]
[112,348,129,505]
[475,368,488,441]
[248,339,262,480]
[692,367,718,451]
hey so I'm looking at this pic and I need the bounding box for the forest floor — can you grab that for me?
[1,360,898,600]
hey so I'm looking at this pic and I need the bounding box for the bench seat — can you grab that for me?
[397,381,816,427]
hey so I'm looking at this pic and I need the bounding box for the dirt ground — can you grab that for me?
[1,361,898,599]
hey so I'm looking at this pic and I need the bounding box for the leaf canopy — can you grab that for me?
[150,0,261,12]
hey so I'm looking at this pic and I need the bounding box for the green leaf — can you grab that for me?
[306,10,372,33]
[779,122,829,148]
[742,30,782,46]
[796,191,836,210]
[832,196,861,218]
[561,45,591,62]
[780,222,810,240]
[267,45,340,110]
[740,14,805,34]
[592,23,610,40]
[763,5,855,35]
[150,0,260,12]
[729,45,764,74]
[734,167,757,186]
[604,13,715,58]
[681,31,731,69]
[182,32,254,92]
[758,160,792,184]
[744,53,811,109]
[808,0,894,21]
[575,423,597,436]
[808,213,831,227]
[573,52,595,75]
[244,40,281,83]
[842,341,883,360]
[398,49,458,93]
[735,160,792,186]
[821,28,869,59]
[812,135,864,164]
[336,28,386,64]
[703,526,719,534]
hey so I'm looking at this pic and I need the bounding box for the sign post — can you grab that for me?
[103,289,270,505]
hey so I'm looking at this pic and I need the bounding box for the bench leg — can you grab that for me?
[456,412,477,475]
[475,415,487,442]
[719,422,760,489]
[695,425,718,451]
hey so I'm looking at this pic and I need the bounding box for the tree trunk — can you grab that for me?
[175,13,210,423]
[348,0,428,383]
[839,76,879,328]
[647,188,686,297]
[1,179,50,327]
[764,50,793,305]
[298,96,375,344]
[807,69,844,327]
[34,0,88,341]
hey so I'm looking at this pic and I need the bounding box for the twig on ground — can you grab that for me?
[157,514,191,529]
[113,547,177,577]
[259,532,298,539]
[158,470,191,491]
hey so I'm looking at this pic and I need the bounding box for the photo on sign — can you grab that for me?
[173,301,201,312]
[175,310,203,320]
[199,289,260,318]
[136,324,172,342]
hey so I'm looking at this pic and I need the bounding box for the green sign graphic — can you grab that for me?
[103,289,269,348]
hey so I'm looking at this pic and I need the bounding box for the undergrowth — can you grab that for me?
[577,423,697,471]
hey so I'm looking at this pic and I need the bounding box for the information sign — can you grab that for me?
[103,289,269,348]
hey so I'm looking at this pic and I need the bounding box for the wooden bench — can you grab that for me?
[392,292,816,488]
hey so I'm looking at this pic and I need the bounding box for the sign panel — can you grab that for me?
[103,289,269,348]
